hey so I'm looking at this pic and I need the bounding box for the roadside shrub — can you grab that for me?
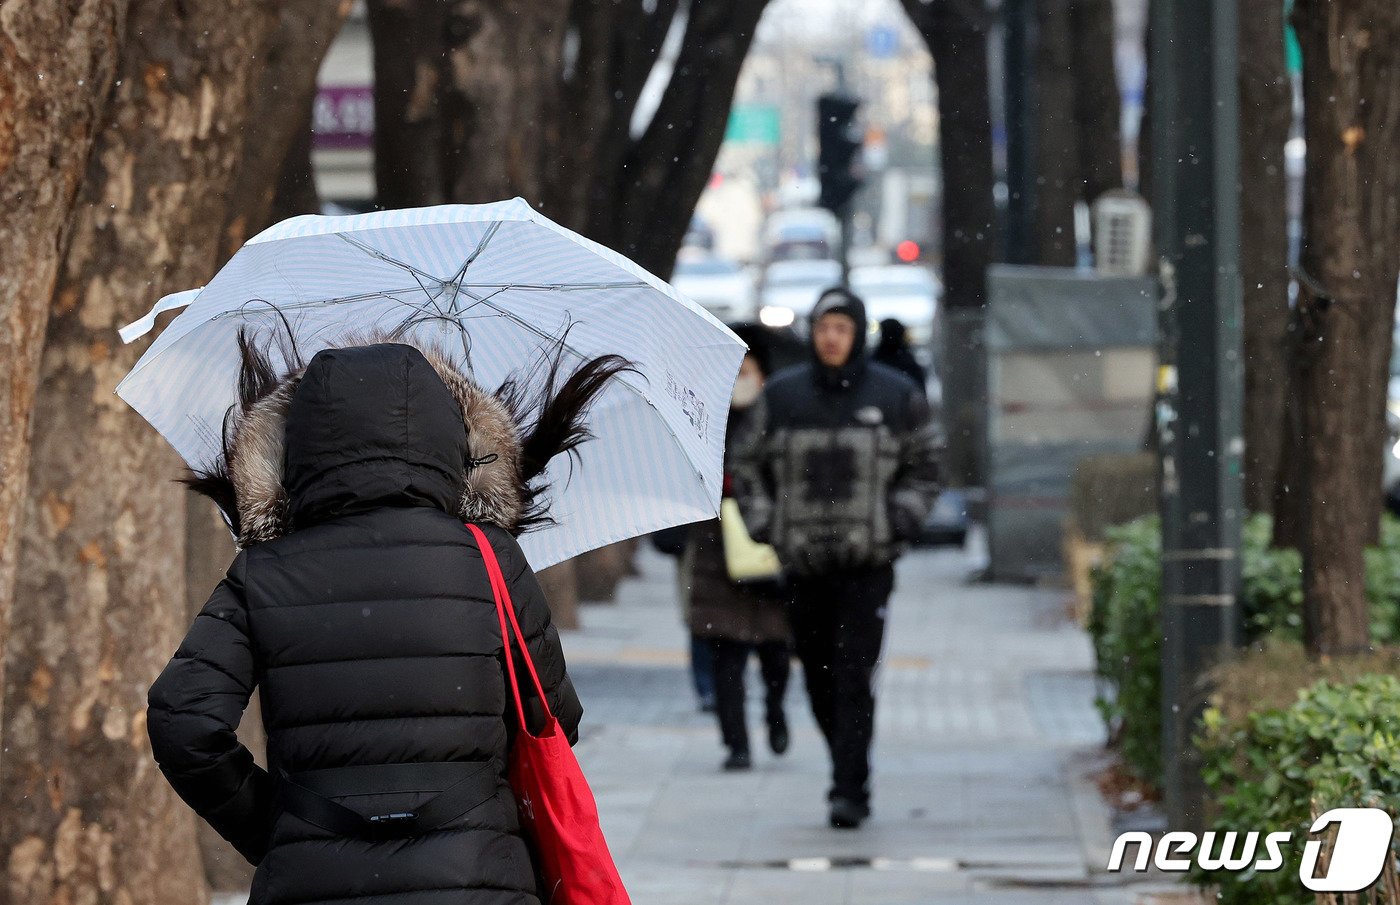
[1240,514,1303,639]
[1090,513,1400,789]
[1194,667,1400,904]
[1090,516,1162,784]
[1368,516,1400,644]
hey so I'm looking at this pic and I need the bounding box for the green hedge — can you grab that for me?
[1194,673,1400,904]
[1089,513,1400,787]
[1090,516,1163,783]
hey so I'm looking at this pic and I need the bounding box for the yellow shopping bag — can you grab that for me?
[719,498,783,583]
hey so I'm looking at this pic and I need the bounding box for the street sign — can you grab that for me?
[724,105,780,145]
[313,86,374,150]
[866,25,899,59]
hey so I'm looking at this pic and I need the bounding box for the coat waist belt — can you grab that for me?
[275,760,498,840]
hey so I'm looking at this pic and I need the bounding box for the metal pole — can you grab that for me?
[1151,0,1243,831]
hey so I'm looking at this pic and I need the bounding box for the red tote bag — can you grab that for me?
[466,523,631,905]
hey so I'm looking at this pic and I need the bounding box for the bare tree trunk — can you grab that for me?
[0,2,313,901]
[606,0,770,279]
[223,0,349,250]
[441,0,571,204]
[271,112,321,223]
[1072,0,1122,207]
[367,0,449,207]
[0,1,126,778]
[1033,0,1122,265]
[548,0,681,232]
[1239,0,1293,518]
[537,560,580,630]
[1292,0,1400,656]
[1034,0,1079,266]
[903,0,997,485]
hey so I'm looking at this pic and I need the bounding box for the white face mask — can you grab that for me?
[731,374,762,409]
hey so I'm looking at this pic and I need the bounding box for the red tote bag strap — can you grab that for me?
[465,523,553,730]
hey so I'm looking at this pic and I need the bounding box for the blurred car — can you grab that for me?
[758,258,843,330]
[850,264,942,368]
[918,486,970,547]
[672,256,757,322]
[764,207,840,247]
[683,215,716,253]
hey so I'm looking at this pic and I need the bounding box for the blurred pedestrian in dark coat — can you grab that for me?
[872,317,927,392]
[680,325,792,771]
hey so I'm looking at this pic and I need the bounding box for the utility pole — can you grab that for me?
[1151,0,1243,830]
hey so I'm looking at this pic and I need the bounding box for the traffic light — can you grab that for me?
[816,93,863,213]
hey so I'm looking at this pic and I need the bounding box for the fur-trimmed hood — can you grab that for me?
[189,330,632,549]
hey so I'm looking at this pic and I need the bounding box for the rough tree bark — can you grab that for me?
[903,0,997,485]
[441,0,572,204]
[0,2,326,901]
[0,1,127,780]
[1291,0,1400,656]
[1238,0,1293,519]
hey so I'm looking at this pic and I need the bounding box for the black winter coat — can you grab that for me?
[732,357,942,576]
[147,344,583,905]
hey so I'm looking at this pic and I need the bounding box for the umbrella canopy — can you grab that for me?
[117,198,746,570]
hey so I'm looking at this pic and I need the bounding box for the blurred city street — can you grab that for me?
[555,538,1165,905]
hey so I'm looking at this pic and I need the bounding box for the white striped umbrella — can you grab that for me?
[117,198,746,570]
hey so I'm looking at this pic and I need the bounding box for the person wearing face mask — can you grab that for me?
[732,287,942,829]
[679,325,793,772]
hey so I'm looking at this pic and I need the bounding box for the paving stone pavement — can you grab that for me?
[216,536,1185,905]
[559,539,1175,905]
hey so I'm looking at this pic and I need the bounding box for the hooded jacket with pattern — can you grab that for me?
[146,341,583,905]
[732,290,942,576]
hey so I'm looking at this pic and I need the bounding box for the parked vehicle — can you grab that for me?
[758,258,843,330]
[763,207,840,263]
[672,256,757,323]
[850,264,942,368]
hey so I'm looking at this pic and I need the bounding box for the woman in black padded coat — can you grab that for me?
[146,334,628,905]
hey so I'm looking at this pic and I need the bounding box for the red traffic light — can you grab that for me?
[896,240,920,263]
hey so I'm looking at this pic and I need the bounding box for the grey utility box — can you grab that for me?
[984,266,1157,582]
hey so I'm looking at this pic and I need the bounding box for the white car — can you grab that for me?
[850,264,942,366]
[759,259,843,330]
[671,257,757,323]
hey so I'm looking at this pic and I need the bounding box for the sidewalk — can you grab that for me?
[214,536,1186,905]
[563,536,1168,905]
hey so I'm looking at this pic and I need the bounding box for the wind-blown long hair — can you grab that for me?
[183,316,635,541]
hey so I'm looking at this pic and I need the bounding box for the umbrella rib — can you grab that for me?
[456,281,650,291]
[443,221,504,317]
[337,233,448,285]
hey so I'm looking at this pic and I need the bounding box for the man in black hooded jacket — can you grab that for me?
[733,287,941,828]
